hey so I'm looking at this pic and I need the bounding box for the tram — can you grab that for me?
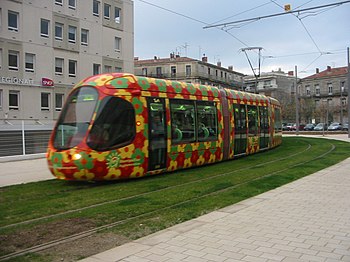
[47,73,282,181]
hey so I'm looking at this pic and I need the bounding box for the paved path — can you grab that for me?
[0,157,53,187]
[81,136,350,262]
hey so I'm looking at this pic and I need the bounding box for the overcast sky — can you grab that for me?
[134,0,350,77]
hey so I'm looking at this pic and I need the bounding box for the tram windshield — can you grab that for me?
[53,87,98,150]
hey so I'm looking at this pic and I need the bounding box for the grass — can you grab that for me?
[0,137,350,261]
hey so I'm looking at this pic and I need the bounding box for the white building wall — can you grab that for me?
[0,0,134,122]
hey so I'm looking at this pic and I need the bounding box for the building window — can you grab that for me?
[68,0,76,9]
[142,68,147,76]
[115,67,122,72]
[114,37,121,51]
[40,19,49,37]
[171,66,176,77]
[114,7,121,23]
[104,65,112,73]
[81,29,89,46]
[341,81,345,93]
[306,85,311,96]
[93,0,100,16]
[0,49,2,69]
[69,60,77,77]
[55,58,64,75]
[8,11,19,32]
[8,50,19,71]
[55,93,64,111]
[93,63,100,75]
[207,67,211,75]
[328,83,333,95]
[25,53,35,72]
[41,93,50,111]
[315,84,320,96]
[55,0,63,6]
[104,4,111,19]
[68,26,77,43]
[156,67,162,77]
[0,89,2,110]
[55,22,63,40]
[9,91,19,110]
[186,65,191,77]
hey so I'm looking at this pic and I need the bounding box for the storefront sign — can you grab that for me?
[0,76,34,85]
[42,78,54,87]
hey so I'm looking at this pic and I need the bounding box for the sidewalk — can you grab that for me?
[81,136,350,262]
[0,157,53,187]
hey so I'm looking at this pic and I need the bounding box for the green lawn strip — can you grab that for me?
[0,137,349,259]
[0,138,313,228]
[1,138,347,233]
[0,137,346,228]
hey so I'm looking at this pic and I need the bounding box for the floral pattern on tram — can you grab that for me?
[47,73,282,181]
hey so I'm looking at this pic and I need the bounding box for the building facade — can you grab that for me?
[299,66,348,124]
[0,0,133,124]
[243,69,296,98]
[134,55,245,90]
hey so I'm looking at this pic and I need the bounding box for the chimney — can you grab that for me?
[228,66,233,71]
[217,61,222,67]
[202,56,208,63]
[327,65,331,71]
[170,53,175,59]
[134,57,139,61]
[288,71,294,76]
[316,68,319,74]
[154,56,157,60]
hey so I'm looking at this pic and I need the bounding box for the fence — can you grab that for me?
[0,120,54,157]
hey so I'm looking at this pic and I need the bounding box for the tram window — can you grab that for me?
[87,97,135,151]
[247,106,258,136]
[170,100,195,143]
[53,87,98,150]
[274,108,282,132]
[197,101,218,141]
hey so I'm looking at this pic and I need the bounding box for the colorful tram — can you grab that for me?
[47,73,282,181]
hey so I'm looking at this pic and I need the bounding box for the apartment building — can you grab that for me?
[0,0,133,124]
[134,55,245,90]
[243,69,296,98]
[299,66,348,124]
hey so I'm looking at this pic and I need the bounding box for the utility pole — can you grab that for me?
[295,66,299,135]
[240,47,262,94]
[347,47,350,138]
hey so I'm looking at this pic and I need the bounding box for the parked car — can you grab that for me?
[314,123,327,131]
[342,123,348,131]
[327,122,342,131]
[303,123,315,131]
[283,123,295,131]
[291,123,305,131]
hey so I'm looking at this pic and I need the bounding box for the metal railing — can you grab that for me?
[0,120,54,157]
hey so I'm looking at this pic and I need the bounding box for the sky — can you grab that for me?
[133,0,350,78]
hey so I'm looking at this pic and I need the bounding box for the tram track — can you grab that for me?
[1,142,312,231]
[0,139,339,261]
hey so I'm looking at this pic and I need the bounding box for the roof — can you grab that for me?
[303,66,348,80]
[135,57,197,66]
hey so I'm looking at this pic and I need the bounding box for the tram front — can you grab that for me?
[47,78,144,181]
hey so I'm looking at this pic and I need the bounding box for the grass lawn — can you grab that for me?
[1,136,350,261]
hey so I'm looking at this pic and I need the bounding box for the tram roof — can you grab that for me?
[76,73,277,105]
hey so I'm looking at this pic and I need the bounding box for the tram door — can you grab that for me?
[233,104,247,155]
[259,106,269,149]
[147,98,167,171]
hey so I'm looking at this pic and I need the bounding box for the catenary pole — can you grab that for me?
[347,47,350,138]
[295,66,299,135]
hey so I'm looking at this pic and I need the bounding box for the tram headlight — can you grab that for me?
[72,153,82,161]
